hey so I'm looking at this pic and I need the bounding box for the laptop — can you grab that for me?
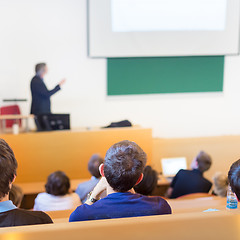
[35,114,70,132]
[161,157,187,178]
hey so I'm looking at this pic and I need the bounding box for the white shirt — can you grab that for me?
[34,192,81,212]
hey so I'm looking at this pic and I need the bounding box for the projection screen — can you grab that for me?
[88,0,240,57]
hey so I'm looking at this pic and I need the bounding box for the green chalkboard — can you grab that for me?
[107,56,224,95]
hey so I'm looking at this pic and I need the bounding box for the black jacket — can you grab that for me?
[30,75,60,115]
[0,209,52,228]
[170,169,212,199]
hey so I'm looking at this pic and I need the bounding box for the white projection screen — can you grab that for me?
[88,0,240,57]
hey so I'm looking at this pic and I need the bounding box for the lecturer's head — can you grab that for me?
[35,63,48,78]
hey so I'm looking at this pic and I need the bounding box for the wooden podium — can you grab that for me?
[0,127,152,183]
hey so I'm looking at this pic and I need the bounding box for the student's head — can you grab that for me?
[228,159,240,200]
[35,63,48,77]
[191,151,212,173]
[9,185,23,208]
[213,172,228,198]
[134,165,158,196]
[88,154,104,179]
[0,139,18,200]
[45,171,70,196]
[101,140,147,192]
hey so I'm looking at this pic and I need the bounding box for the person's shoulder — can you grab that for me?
[77,180,90,189]
[69,204,92,222]
[203,177,213,187]
[175,169,188,176]
[35,192,51,201]
[141,195,172,214]
[31,75,40,81]
[12,209,53,224]
[31,75,42,85]
[69,193,81,202]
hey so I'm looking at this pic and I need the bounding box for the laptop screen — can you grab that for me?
[161,157,187,177]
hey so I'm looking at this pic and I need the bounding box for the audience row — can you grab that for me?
[0,138,238,228]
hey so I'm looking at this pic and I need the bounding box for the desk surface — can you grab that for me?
[0,114,34,120]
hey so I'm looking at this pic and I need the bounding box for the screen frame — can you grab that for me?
[88,0,240,58]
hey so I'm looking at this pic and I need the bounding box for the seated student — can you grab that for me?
[134,165,158,196]
[34,171,81,211]
[76,154,104,203]
[228,159,240,200]
[0,139,52,227]
[212,172,228,197]
[167,151,212,199]
[9,185,24,208]
[69,140,171,222]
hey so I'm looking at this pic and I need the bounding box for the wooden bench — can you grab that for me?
[43,196,227,222]
[0,210,239,240]
[168,196,227,213]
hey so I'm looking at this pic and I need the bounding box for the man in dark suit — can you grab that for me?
[167,151,213,199]
[30,63,65,115]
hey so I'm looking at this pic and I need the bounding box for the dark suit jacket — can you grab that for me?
[30,75,61,115]
[170,169,212,199]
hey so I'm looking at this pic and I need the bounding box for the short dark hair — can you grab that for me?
[228,159,240,200]
[0,139,18,199]
[196,151,212,172]
[45,171,70,196]
[134,166,158,196]
[88,154,104,178]
[35,63,46,74]
[104,140,147,192]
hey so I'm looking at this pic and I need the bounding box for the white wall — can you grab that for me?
[0,0,240,138]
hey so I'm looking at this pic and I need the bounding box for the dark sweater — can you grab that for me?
[0,209,53,228]
[170,169,212,199]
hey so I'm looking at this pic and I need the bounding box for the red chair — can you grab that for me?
[0,105,22,128]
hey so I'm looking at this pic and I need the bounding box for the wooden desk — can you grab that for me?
[0,127,152,183]
[168,196,227,213]
[0,114,34,132]
[0,211,239,240]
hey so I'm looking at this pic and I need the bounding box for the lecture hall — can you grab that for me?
[0,0,240,239]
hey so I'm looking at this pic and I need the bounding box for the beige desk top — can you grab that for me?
[0,210,239,240]
[0,114,34,120]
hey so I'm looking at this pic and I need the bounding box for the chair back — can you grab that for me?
[177,193,212,200]
[0,105,22,128]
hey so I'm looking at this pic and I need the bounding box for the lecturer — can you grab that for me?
[30,63,65,115]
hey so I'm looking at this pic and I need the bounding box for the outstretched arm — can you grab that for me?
[33,78,66,98]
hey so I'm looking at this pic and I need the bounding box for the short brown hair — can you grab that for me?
[196,151,212,173]
[35,63,46,74]
[88,154,104,178]
[45,171,70,196]
[104,140,147,192]
[228,159,240,200]
[0,139,18,199]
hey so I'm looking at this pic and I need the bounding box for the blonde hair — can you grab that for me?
[213,172,228,197]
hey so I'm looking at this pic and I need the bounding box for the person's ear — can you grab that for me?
[12,175,16,184]
[99,164,105,177]
[234,193,239,202]
[135,173,143,186]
